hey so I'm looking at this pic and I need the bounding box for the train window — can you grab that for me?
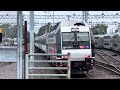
[113,44,117,47]
[113,34,118,38]
[48,39,54,42]
[94,42,97,44]
[77,32,89,41]
[104,43,109,45]
[104,36,110,39]
[62,32,90,49]
[62,33,74,41]
[48,34,54,38]
[95,37,99,39]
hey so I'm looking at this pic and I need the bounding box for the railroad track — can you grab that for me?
[84,73,93,79]
[95,49,120,76]
[70,73,93,79]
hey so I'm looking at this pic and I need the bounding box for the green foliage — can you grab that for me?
[37,22,54,36]
[0,23,35,43]
[91,24,108,35]
[1,24,17,38]
[1,23,25,39]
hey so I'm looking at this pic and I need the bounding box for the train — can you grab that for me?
[34,20,95,74]
[94,32,120,52]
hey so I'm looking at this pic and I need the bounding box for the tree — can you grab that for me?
[37,22,53,36]
[91,24,108,35]
[0,23,17,38]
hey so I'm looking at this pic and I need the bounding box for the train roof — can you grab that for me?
[60,20,88,27]
[35,20,89,39]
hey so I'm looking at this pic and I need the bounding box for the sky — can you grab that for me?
[0,11,120,34]
[22,11,120,34]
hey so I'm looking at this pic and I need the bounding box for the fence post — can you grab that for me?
[67,53,71,79]
[23,21,28,79]
[25,54,29,79]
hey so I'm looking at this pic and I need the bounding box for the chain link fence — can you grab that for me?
[0,11,17,46]
[0,11,17,79]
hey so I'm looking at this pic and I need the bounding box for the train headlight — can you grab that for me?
[84,55,90,58]
[63,56,68,59]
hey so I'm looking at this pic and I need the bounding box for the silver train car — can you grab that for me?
[103,34,113,49]
[111,32,120,52]
[94,33,120,52]
[94,35,104,48]
[35,20,95,74]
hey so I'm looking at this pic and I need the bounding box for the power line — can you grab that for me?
[0,14,120,19]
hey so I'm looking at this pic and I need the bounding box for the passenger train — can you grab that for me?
[103,34,113,49]
[35,20,95,74]
[94,32,120,52]
[94,35,104,48]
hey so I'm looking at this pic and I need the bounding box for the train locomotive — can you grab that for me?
[35,20,95,74]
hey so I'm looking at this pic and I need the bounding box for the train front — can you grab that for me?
[61,26,95,74]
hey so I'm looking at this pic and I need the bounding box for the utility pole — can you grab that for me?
[82,11,85,21]
[82,11,88,23]
[67,15,70,21]
[53,11,54,27]
[30,11,34,66]
[85,11,88,23]
[118,23,120,33]
[17,11,23,79]
[17,11,20,79]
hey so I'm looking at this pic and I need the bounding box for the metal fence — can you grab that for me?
[0,11,18,79]
[25,53,71,79]
[0,11,17,46]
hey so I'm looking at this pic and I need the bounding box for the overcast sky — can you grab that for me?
[1,11,120,34]
[23,11,120,34]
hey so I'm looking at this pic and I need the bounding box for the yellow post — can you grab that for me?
[0,27,2,33]
[0,26,2,42]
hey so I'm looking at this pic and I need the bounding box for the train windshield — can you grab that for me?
[77,32,89,41]
[62,32,90,49]
[62,33,74,41]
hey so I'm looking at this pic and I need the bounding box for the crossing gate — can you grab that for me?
[25,53,71,79]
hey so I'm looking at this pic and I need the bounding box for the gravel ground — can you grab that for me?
[0,44,29,79]
[0,62,17,79]
[95,52,109,64]
[88,65,120,79]
[96,49,120,61]
[86,49,120,79]
[101,49,120,61]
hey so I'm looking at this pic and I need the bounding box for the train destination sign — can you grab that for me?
[71,28,79,32]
